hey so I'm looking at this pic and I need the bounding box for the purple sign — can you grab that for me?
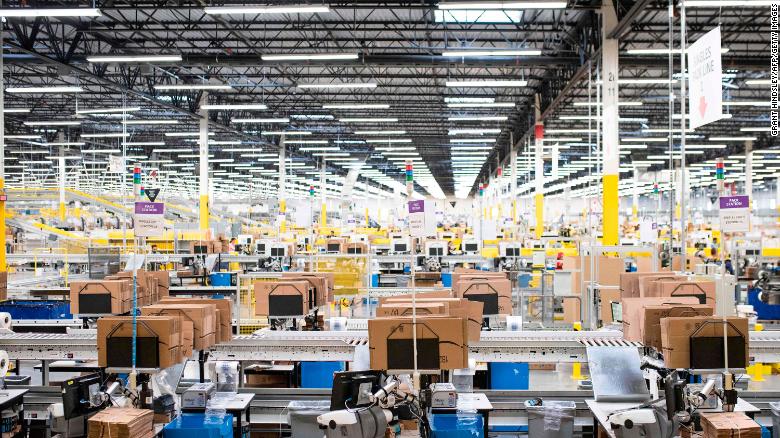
[719,195,749,209]
[408,200,425,213]
[135,201,164,214]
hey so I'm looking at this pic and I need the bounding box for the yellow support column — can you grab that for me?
[603,175,619,245]
[0,177,6,275]
[198,93,210,236]
[199,194,209,232]
[601,2,620,246]
[534,194,544,239]
[320,202,327,227]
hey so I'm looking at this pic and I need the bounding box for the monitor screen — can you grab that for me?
[506,248,520,257]
[271,247,285,257]
[62,373,104,419]
[257,243,266,253]
[327,243,341,252]
[394,244,407,252]
[347,247,363,254]
[464,243,478,252]
[194,244,208,254]
[429,247,443,257]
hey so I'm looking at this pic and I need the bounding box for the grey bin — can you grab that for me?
[288,400,331,438]
[527,401,576,438]
[770,401,780,438]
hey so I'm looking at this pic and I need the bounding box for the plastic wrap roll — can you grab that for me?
[0,350,9,376]
[0,313,11,330]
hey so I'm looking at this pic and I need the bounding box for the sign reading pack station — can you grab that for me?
[718,195,750,233]
[134,201,165,237]
[408,199,436,238]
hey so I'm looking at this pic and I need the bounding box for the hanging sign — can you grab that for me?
[408,200,436,237]
[718,195,750,233]
[688,26,724,129]
[134,202,165,237]
[145,188,161,203]
[108,155,125,174]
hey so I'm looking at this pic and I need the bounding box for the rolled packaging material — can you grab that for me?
[0,312,11,330]
[0,350,9,376]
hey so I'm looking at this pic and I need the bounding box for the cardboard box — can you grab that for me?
[70,280,132,315]
[343,242,367,254]
[254,281,310,316]
[454,278,511,315]
[368,316,469,370]
[378,291,453,305]
[281,273,328,309]
[564,256,625,293]
[638,274,688,297]
[622,297,701,342]
[146,271,170,299]
[451,272,506,290]
[141,303,217,350]
[159,298,232,342]
[700,412,761,438]
[599,290,621,324]
[377,302,448,317]
[0,271,7,301]
[562,296,580,323]
[380,297,483,342]
[97,316,183,369]
[245,372,291,388]
[656,280,716,306]
[181,320,194,358]
[87,408,154,438]
[660,316,749,369]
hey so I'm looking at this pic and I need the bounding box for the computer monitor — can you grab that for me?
[347,247,363,254]
[62,373,105,419]
[506,248,520,257]
[193,244,208,254]
[270,247,286,257]
[393,243,407,253]
[327,243,341,253]
[330,371,383,411]
[257,243,266,254]
[429,247,444,257]
[464,243,479,253]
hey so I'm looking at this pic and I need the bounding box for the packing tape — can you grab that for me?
[0,312,11,330]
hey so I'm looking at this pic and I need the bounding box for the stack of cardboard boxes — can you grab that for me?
[96,297,233,369]
[70,270,171,315]
[254,273,333,317]
[698,412,762,438]
[451,268,512,315]
[561,255,626,324]
[619,272,747,370]
[367,291,482,371]
[87,408,155,438]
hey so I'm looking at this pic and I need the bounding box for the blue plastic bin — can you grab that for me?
[0,300,71,320]
[371,274,379,287]
[518,274,531,288]
[209,272,233,287]
[429,413,484,437]
[442,273,452,287]
[489,362,529,390]
[300,361,345,388]
[163,413,233,438]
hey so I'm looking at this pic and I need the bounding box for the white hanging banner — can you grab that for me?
[408,199,436,238]
[688,26,724,130]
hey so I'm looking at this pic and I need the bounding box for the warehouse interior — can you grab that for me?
[0,0,775,437]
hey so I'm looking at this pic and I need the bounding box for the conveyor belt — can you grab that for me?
[3,329,779,363]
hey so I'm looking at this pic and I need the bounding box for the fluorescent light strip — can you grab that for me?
[0,8,101,17]
[81,133,130,138]
[626,47,729,55]
[8,86,83,93]
[77,107,142,115]
[438,1,567,9]
[447,116,508,121]
[204,5,330,14]
[24,121,80,126]
[154,84,232,91]
[125,142,166,146]
[450,138,497,143]
[122,120,179,125]
[87,55,182,63]
[232,118,290,123]
[2,108,29,113]
[355,130,407,135]
[46,142,86,146]
[323,104,389,109]
[298,82,376,89]
[262,131,312,135]
[446,80,527,87]
[340,118,398,123]
[442,49,541,57]
[285,140,329,144]
[202,103,268,110]
[687,0,772,6]
[262,53,359,61]
[709,136,758,141]
[449,128,501,135]
[447,102,515,108]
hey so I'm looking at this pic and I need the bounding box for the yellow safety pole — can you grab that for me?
[601,2,620,247]
[198,94,210,236]
[534,94,544,240]
[320,202,327,227]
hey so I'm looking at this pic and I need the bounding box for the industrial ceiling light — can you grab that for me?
[24,121,81,126]
[355,130,407,135]
[76,107,142,115]
[450,138,497,143]
[687,0,771,6]
[447,116,508,121]
[201,104,268,110]
[262,53,359,61]
[626,47,729,54]
[2,108,30,113]
[46,142,86,146]
[6,135,41,139]
[298,82,377,89]
[232,118,290,123]
[262,131,312,135]
[0,8,102,17]
[447,102,515,108]
[723,101,770,106]
[366,139,413,143]
[323,104,389,109]
[445,97,494,103]
[740,127,770,132]
[87,55,182,63]
[442,49,541,56]
[205,5,330,14]
[340,117,398,122]
[285,140,329,144]
[125,142,166,146]
[123,120,179,125]
[745,79,770,85]
[154,84,233,91]
[7,86,83,93]
[446,80,528,87]
[81,133,130,138]
[438,1,567,9]
[164,132,216,137]
[572,101,643,106]
[449,128,501,135]
[709,136,758,141]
